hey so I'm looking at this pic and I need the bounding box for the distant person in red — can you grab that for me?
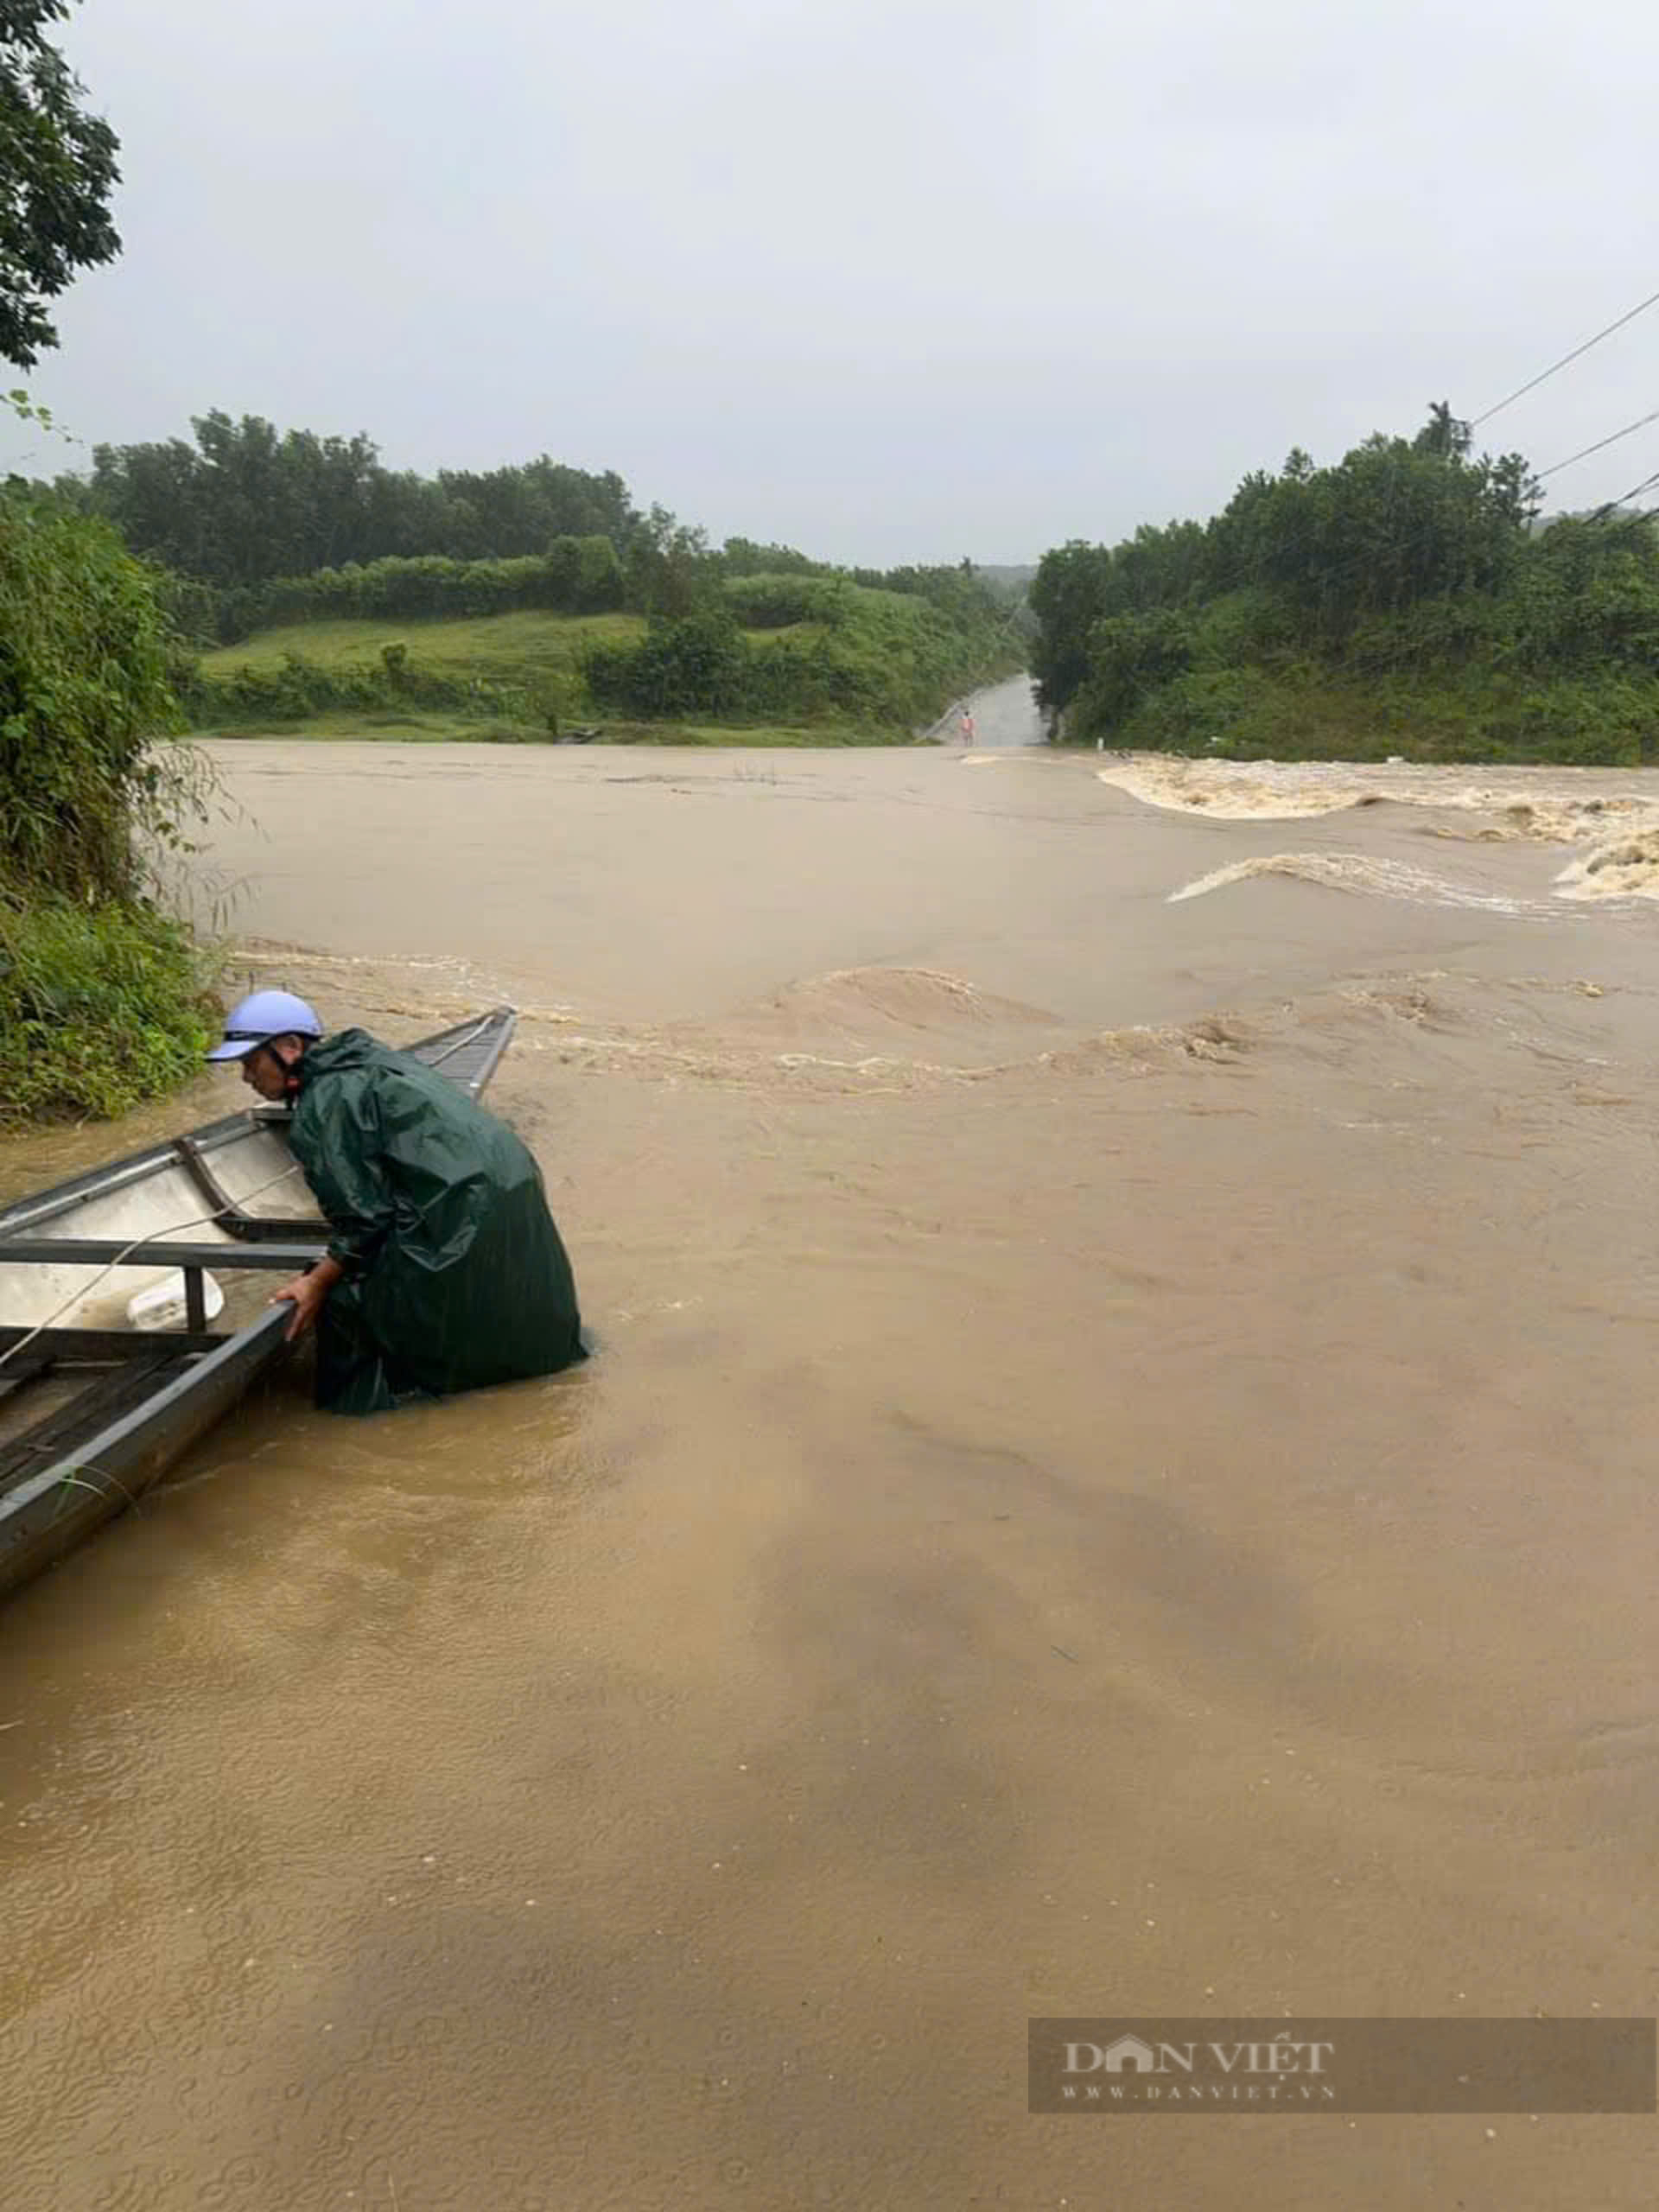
[958,708,976,745]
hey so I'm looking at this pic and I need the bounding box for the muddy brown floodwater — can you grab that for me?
[3,728,1659,2209]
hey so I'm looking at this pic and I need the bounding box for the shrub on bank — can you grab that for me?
[0,498,187,898]
[183,648,552,731]
[1081,663,1659,766]
[584,588,1023,730]
[168,539,631,645]
[0,885,213,1122]
[718,572,850,629]
[0,491,210,1122]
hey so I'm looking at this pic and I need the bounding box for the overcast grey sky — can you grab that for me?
[15,0,1659,562]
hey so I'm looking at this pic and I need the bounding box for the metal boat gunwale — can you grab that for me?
[0,1109,270,1234]
[1,1306,292,1526]
[0,1005,513,1239]
[0,1237,330,1270]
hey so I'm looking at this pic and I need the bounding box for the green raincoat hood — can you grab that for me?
[298,1027,381,1080]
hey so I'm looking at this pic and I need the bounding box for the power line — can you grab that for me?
[1601,464,1659,512]
[1470,286,1659,429]
[1536,406,1659,480]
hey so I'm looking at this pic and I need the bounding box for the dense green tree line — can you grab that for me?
[47,412,638,590]
[1031,410,1659,762]
[42,411,1022,663]
[162,537,630,644]
[46,413,858,613]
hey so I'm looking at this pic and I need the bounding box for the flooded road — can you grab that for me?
[3,737,1659,2209]
[925,671,1046,748]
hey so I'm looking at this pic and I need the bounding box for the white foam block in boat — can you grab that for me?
[126,1269,225,1332]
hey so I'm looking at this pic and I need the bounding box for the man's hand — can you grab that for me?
[270,1255,345,1342]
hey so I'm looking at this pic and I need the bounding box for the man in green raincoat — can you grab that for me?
[208,992,585,1416]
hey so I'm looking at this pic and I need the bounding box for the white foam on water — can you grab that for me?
[1096,755,1659,862]
[1167,851,1549,917]
[1096,760,1373,818]
[1092,755,1659,909]
[1554,833,1659,902]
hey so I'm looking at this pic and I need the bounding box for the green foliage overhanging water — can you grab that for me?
[0,491,213,1122]
[1030,407,1659,764]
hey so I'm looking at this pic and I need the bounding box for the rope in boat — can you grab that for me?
[415,1012,497,1070]
[0,1157,308,1376]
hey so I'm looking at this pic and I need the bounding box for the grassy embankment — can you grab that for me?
[190,611,822,743]
[187,579,1023,747]
[1055,641,1659,767]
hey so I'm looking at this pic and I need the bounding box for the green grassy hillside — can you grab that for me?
[194,609,646,683]
[187,581,1020,745]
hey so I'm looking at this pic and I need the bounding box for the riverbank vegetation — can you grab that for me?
[0,492,212,1121]
[1031,407,1659,764]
